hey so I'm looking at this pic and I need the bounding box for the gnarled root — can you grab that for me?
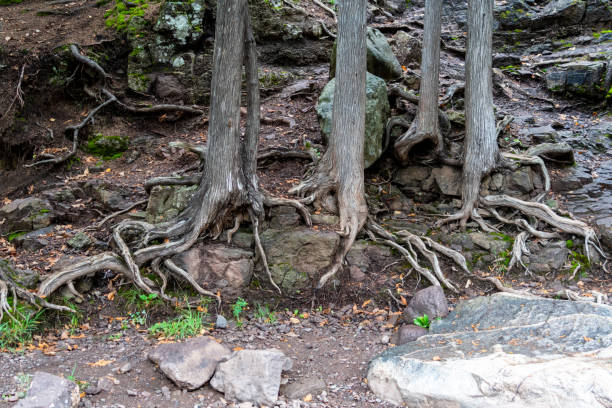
[366,219,459,292]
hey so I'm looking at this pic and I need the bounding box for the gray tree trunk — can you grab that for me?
[447,0,498,229]
[394,0,442,162]
[291,0,367,288]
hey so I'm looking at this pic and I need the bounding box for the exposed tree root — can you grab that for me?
[0,65,25,125]
[84,199,148,231]
[366,219,458,292]
[313,0,337,21]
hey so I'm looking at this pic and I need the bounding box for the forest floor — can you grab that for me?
[1,1,611,407]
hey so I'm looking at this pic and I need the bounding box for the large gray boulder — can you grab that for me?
[260,228,339,293]
[14,372,80,408]
[368,293,612,407]
[546,60,610,99]
[148,336,231,390]
[331,27,403,80]
[210,349,292,406]
[317,72,390,168]
[0,197,53,234]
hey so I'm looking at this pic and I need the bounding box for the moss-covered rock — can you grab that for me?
[316,72,390,168]
[259,228,339,294]
[146,185,197,223]
[330,27,403,81]
[86,133,129,159]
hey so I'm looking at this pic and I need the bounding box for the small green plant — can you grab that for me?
[231,298,248,327]
[129,310,147,326]
[108,332,123,341]
[148,308,207,339]
[413,314,432,329]
[138,293,158,306]
[7,231,26,241]
[254,303,277,323]
[0,307,44,350]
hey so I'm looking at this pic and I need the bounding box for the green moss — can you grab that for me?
[0,0,22,5]
[85,133,128,159]
[104,0,152,32]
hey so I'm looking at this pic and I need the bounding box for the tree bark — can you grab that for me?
[394,0,443,162]
[438,0,498,229]
[291,0,367,288]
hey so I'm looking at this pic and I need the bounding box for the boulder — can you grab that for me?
[403,285,449,322]
[546,60,610,99]
[368,293,612,407]
[171,243,254,298]
[146,185,197,223]
[494,0,534,29]
[13,226,53,251]
[391,324,428,345]
[331,27,403,81]
[390,30,421,68]
[525,125,557,143]
[503,167,534,194]
[533,0,586,28]
[280,377,326,399]
[470,232,512,255]
[583,0,612,23]
[0,259,39,289]
[316,72,390,168]
[269,205,301,229]
[15,372,80,408]
[527,241,569,273]
[210,349,292,406]
[260,228,339,293]
[148,336,231,390]
[432,165,462,196]
[0,197,53,234]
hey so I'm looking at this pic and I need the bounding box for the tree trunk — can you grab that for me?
[291,0,367,288]
[394,0,442,162]
[438,0,498,229]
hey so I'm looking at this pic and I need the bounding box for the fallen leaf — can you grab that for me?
[88,359,114,367]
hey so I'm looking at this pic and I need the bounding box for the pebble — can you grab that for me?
[216,314,228,329]
[380,335,390,344]
[118,362,132,374]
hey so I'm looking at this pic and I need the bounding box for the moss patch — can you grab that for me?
[85,133,128,159]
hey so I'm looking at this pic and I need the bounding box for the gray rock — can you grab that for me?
[0,197,53,234]
[546,60,609,98]
[526,125,557,143]
[260,228,339,293]
[391,324,428,345]
[15,372,80,408]
[280,377,326,399]
[594,217,612,252]
[492,53,521,68]
[470,232,512,255]
[527,241,569,273]
[495,0,534,29]
[172,243,253,298]
[368,293,612,407]
[404,285,449,322]
[148,336,231,390]
[551,165,593,192]
[391,30,421,67]
[67,232,92,250]
[0,259,39,289]
[13,226,53,251]
[146,185,197,223]
[331,27,403,81]
[584,0,612,23]
[533,0,586,28]
[504,167,534,194]
[155,75,186,102]
[269,206,301,229]
[317,72,390,168]
[348,265,367,282]
[432,165,462,196]
[394,166,431,188]
[210,349,292,406]
[216,314,228,329]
